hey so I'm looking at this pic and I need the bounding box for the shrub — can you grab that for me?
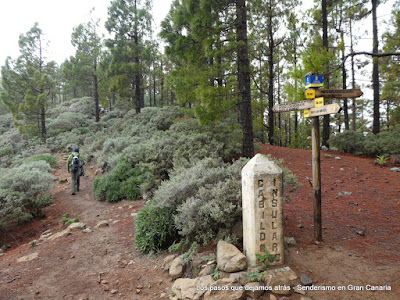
[0,161,53,229]
[47,112,90,136]
[25,154,57,168]
[329,126,400,156]
[0,146,13,157]
[329,130,365,153]
[134,202,178,253]
[92,159,142,202]
[135,156,299,252]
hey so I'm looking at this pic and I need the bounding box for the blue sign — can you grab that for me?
[305,75,324,88]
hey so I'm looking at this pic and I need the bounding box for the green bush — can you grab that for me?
[135,156,299,253]
[92,159,142,202]
[0,146,13,157]
[134,202,178,253]
[0,161,54,229]
[25,154,57,168]
[329,130,366,153]
[47,112,90,136]
[329,126,400,156]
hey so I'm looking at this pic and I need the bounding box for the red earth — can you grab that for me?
[0,145,399,300]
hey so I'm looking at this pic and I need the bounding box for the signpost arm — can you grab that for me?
[311,116,322,241]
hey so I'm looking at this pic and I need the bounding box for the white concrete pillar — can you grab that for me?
[242,154,284,266]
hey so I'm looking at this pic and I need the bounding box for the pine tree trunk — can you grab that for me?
[350,19,357,131]
[93,61,100,122]
[322,0,330,148]
[341,32,349,130]
[236,0,254,158]
[41,107,46,141]
[267,3,274,145]
[372,0,380,134]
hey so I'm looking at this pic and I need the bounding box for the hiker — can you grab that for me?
[67,147,85,195]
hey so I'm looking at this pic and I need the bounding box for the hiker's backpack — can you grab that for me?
[70,154,83,174]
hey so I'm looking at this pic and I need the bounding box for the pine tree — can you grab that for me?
[105,0,153,114]
[71,15,103,122]
[0,23,54,140]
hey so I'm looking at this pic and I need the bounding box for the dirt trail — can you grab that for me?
[0,156,171,300]
[0,146,399,300]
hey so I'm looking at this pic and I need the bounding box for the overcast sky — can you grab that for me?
[0,0,395,88]
[0,0,173,65]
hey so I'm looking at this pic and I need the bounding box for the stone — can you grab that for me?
[171,275,213,300]
[191,253,204,274]
[217,240,247,272]
[321,145,329,151]
[94,220,109,228]
[338,191,352,197]
[264,266,298,281]
[241,154,284,266]
[83,228,93,233]
[324,154,332,158]
[284,237,296,246]
[300,274,313,286]
[162,254,176,271]
[203,278,244,300]
[229,271,249,286]
[198,263,215,277]
[17,252,39,262]
[169,255,184,279]
[269,275,291,295]
[39,232,53,241]
[390,167,400,172]
[245,282,265,299]
[293,285,306,295]
[68,222,86,231]
[110,289,118,294]
[355,229,365,236]
[335,156,341,160]
[48,228,71,241]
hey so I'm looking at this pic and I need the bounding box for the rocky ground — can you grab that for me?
[0,145,399,300]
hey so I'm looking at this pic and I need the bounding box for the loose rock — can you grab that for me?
[203,278,244,300]
[68,222,86,231]
[171,275,214,300]
[169,255,184,280]
[48,229,71,241]
[216,240,247,273]
[300,274,313,286]
[268,275,291,295]
[17,252,39,262]
[94,220,109,228]
[284,237,297,246]
[162,254,176,271]
[263,266,298,281]
[245,282,265,298]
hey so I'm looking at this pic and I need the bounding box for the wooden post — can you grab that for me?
[311,116,322,241]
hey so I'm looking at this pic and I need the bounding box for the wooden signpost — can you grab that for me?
[272,74,363,242]
[272,100,315,113]
[305,89,363,99]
